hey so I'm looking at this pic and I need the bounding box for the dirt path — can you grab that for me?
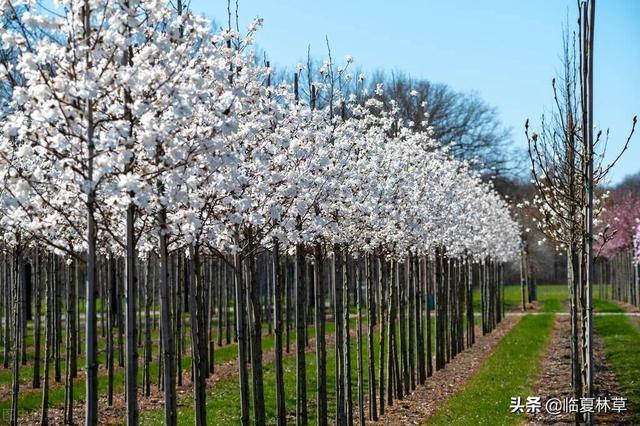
[526,315,631,425]
[366,315,521,425]
[525,315,574,425]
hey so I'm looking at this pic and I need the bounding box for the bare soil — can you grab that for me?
[366,315,521,426]
[526,315,631,425]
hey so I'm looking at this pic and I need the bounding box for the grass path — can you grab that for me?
[594,299,640,424]
[423,285,565,425]
[425,314,555,425]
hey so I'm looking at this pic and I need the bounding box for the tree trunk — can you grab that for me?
[143,259,152,397]
[64,262,74,425]
[426,257,432,377]
[11,245,22,425]
[188,244,207,426]
[2,251,10,370]
[107,255,115,407]
[248,242,266,426]
[314,243,327,425]
[356,258,365,424]
[295,243,308,426]
[33,249,42,389]
[273,239,286,426]
[234,229,250,425]
[41,253,52,425]
[343,251,353,425]
[366,254,377,420]
[158,211,177,425]
[407,255,415,390]
[378,255,387,413]
[333,247,345,424]
[83,1,99,421]
[124,201,139,425]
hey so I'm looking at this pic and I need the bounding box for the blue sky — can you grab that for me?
[195,0,640,184]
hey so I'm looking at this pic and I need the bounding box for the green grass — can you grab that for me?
[0,320,338,423]
[594,313,640,424]
[593,298,625,313]
[474,284,524,313]
[3,283,573,424]
[426,314,555,426]
[536,285,567,313]
[474,284,568,314]
[141,318,369,425]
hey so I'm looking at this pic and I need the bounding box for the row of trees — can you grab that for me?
[527,2,636,424]
[595,189,640,306]
[0,0,519,425]
[0,236,510,425]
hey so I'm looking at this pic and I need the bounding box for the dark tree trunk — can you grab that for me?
[234,230,250,425]
[273,239,286,426]
[378,255,387,413]
[248,243,266,426]
[107,255,115,407]
[314,243,327,425]
[366,255,377,420]
[295,243,308,426]
[143,259,152,397]
[11,245,22,425]
[344,253,353,424]
[188,245,207,426]
[356,259,365,424]
[64,262,74,425]
[333,246,345,424]
[41,253,52,426]
[158,217,177,425]
[408,255,415,390]
[33,249,42,389]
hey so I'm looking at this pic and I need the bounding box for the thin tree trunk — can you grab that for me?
[83,1,99,420]
[333,247,345,424]
[41,253,52,426]
[426,257,432,377]
[366,255,377,420]
[234,229,250,426]
[188,244,207,426]
[314,242,327,426]
[356,259,365,424]
[64,262,74,425]
[2,251,9,370]
[54,258,62,383]
[107,255,115,407]
[11,245,22,425]
[176,255,183,387]
[273,239,286,426]
[33,249,42,389]
[378,255,387,413]
[158,211,177,425]
[408,255,415,390]
[295,243,308,426]
[416,256,426,384]
[343,253,353,425]
[248,241,266,426]
[143,259,152,397]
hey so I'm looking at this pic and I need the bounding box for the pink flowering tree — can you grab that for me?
[634,223,640,264]
[596,193,640,258]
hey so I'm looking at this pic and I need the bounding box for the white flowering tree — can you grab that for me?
[0,3,522,426]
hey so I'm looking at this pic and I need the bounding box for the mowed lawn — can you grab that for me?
[425,314,555,425]
[425,284,567,425]
[594,299,640,424]
[475,283,568,313]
